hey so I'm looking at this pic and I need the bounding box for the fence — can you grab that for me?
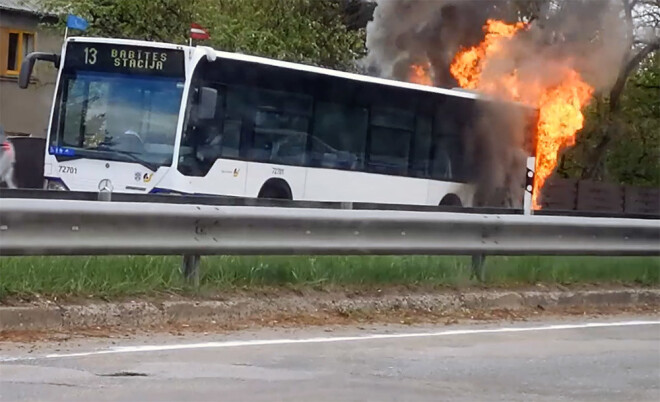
[539,178,659,215]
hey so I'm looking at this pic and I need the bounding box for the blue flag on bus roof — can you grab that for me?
[66,14,88,31]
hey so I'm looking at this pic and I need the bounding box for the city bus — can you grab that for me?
[19,37,536,209]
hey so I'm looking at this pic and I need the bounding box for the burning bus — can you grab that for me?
[18,36,538,211]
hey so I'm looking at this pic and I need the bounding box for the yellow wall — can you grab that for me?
[0,10,62,137]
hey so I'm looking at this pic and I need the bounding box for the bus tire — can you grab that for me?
[439,194,462,207]
[258,178,292,200]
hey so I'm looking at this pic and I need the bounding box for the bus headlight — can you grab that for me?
[46,178,69,191]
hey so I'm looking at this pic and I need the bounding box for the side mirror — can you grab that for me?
[19,52,60,89]
[197,86,217,120]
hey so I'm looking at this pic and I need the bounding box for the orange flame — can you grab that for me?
[449,19,593,210]
[534,70,593,204]
[450,19,526,90]
[409,62,434,86]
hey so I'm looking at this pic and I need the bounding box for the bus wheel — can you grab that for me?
[439,194,462,207]
[258,178,292,200]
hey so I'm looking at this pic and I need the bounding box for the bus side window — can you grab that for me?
[367,107,413,176]
[223,86,252,160]
[432,102,466,181]
[431,114,454,180]
[311,102,367,170]
[432,139,453,180]
[179,84,226,176]
[410,115,432,178]
[220,119,241,158]
[223,86,312,165]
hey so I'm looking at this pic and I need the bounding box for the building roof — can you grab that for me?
[0,0,47,14]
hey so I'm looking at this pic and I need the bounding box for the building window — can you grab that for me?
[1,30,35,76]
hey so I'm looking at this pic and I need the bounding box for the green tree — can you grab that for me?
[607,53,660,186]
[43,0,365,71]
[578,0,660,181]
[561,52,660,186]
[527,0,659,186]
[43,0,195,43]
[196,0,365,70]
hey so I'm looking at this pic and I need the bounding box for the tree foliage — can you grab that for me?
[576,0,660,181]
[560,52,660,186]
[512,0,659,186]
[195,0,365,70]
[607,54,660,186]
[43,0,195,43]
[42,0,365,70]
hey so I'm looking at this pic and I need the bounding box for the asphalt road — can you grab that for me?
[1,316,659,401]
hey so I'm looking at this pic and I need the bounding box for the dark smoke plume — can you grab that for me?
[364,0,514,86]
[363,0,630,208]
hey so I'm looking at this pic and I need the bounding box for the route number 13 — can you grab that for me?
[84,47,97,65]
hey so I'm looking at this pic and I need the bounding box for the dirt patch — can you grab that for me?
[1,287,657,343]
[1,303,656,344]
[0,282,645,307]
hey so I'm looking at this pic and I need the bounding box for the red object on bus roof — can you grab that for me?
[190,23,210,40]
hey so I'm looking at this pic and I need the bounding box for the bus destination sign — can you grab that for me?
[64,42,185,77]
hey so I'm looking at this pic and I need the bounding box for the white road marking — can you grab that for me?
[1,320,658,363]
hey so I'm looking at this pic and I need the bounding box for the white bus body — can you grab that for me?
[36,37,534,208]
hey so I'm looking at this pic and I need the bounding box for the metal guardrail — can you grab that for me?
[1,198,658,257]
[2,188,659,219]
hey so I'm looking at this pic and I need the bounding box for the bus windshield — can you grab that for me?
[49,42,186,170]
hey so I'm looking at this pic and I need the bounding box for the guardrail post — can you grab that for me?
[182,254,200,287]
[471,254,486,282]
[523,157,535,215]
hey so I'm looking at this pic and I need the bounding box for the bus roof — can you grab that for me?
[66,36,534,110]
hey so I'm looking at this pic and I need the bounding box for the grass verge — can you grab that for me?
[0,255,658,301]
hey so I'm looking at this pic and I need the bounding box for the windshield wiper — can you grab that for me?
[94,147,159,172]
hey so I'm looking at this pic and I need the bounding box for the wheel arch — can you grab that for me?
[439,193,463,207]
[257,177,293,200]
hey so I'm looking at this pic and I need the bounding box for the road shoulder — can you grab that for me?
[0,287,658,341]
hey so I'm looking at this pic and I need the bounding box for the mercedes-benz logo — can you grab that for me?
[98,179,113,192]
